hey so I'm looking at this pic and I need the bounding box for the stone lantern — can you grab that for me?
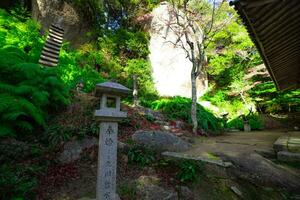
[94,82,130,200]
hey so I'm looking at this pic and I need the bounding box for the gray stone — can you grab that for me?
[277,151,300,162]
[274,136,289,152]
[178,186,194,200]
[174,120,185,129]
[117,141,130,153]
[94,82,129,200]
[135,106,165,121]
[136,175,160,186]
[243,123,251,132]
[96,122,118,200]
[162,151,232,168]
[95,82,131,96]
[149,2,208,97]
[132,131,191,152]
[137,184,178,200]
[230,186,243,197]
[32,0,92,46]
[58,137,98,164]
[162,125,171,131]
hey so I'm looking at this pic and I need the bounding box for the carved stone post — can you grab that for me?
[94,82,130,200]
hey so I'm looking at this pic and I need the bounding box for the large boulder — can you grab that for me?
[58,137,98,164]
[149,2,208,98]
[31,0,92,46]
[132,130,191,152]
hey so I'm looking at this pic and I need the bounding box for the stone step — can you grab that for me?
[274,135,300,153]
[42,46,60,55]
[46,39,61,48]
[47,36,63,44]
[161,151,233,168]
[50,25,64,34]
[49,32,63,41]
[39,59,57,67]
[273,135,289,152]
[39,55,59,63]
[41,50,59,59]
[49,28,64,37]
[277,151,300,162]
[44,42,61,52]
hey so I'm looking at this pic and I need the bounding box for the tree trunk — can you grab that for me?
[133,74,138,107]
[191,73,198,134]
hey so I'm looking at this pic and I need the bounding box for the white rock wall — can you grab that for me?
[149,2,208,98]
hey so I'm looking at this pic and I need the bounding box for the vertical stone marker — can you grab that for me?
[94,82,130,200]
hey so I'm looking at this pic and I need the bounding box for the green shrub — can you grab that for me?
[227,114,263,130]
[118,183,137,200]
[0,8,44,63]
[248,114,264,130]
[0,47,69,137]
[58,45,106,92]
[227,118,243,130]
[151,96,221,132]
[127,145,155,167]
[176,160,201,183]
[0,164,42,199]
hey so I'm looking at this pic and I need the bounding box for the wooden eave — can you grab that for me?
[230,0,300,90]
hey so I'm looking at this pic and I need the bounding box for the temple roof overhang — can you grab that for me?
[230,0,300,90]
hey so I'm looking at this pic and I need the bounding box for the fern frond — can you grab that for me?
[31,91,49,107]
[0,124,15,137]
[16,121,33,132]
[0,94,16,113]
[2,111,27,121]
[14,85,37,96]
[18,99,45,126]
[0,82,17,95]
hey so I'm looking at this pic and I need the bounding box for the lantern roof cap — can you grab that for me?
[95,81,131,96]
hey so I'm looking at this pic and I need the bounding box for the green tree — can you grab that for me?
[168,0,229,133]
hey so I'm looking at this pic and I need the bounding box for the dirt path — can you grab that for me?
[182,130,300,193]
[188,130,286,157]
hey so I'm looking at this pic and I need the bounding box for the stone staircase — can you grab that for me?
[273,132,300,162]
[39,24,64,67]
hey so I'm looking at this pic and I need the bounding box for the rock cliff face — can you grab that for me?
[149,2,208,98]
[31,0,91,46]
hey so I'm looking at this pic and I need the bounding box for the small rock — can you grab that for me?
[162,125,171,131]
[178,186,194,200]
[136,175,160,186]
[155,120,169,125]
[118,141,130,153]
[132,130,191,152]
[136,183,178,200]
[173,132,184,137]
[174,120,185,129]
[230,186,243,197]
[121,154,128,164]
